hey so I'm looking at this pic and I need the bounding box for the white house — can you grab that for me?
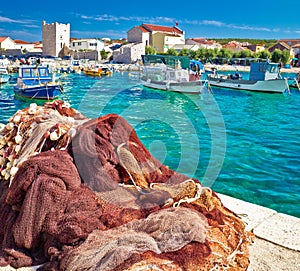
[186,38,222,50]
[127,23,185,53]
[42,21,70,57]
[70,39,105,52]
[113,42,145,64]
[0,36,15,51]
[14,40,35,52]
[169,44,200,52]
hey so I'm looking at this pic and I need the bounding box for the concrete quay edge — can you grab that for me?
[217,193,300,251]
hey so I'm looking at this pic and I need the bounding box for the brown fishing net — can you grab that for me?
[0,101,253,271]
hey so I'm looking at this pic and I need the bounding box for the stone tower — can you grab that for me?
[42,21,70,57]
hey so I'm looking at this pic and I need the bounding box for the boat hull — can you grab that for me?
[0,74,10,84]
[14,85,62,100]
[208,77,288,93]
[141,79,205,94]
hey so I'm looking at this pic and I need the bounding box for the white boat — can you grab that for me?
[140,55,208,94]
[0,60,10,84]
[207,61,289,94]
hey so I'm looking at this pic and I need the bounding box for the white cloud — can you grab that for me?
[185,19,274,33]
[77,13,297,36]
[79,14,176,24]
[71,29,127,39]
[201,20,224,27]
[0,15,32,24]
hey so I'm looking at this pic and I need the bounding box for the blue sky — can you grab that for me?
[1,0,299,42]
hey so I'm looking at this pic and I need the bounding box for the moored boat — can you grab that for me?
[140,55,208,94]
[83,64,113,77]
[207,61,289,94]
[0,60,10,84]
[84,66,103,76]
[14,65,63,100]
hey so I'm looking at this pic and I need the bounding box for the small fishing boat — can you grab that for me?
[207,61,289,93]
[0,61,10,84]
[83,64,113,77]
[140,55,208,94]
[14,65,63,100]
[83,66,103,76]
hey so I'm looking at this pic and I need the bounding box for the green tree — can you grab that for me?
[239,50,252,58]
[145,46,156,55]
[271,49,282,63]
[166,48,178,56]
[195,48,206,61]
[204,49,217,62]
[217,48,233,59]
[280,50,290,65]
[253,51,261,58]
[258,50,271,60]
[178,48,189,56]
[189,50,197,60]
[100,50,108,60]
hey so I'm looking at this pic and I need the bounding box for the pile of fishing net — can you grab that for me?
[0,101,253,271]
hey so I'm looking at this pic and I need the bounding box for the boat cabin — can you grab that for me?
[249,62,280,81]
[18,65,54,84]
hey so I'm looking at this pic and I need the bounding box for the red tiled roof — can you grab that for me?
[190,38,207,43]
[0,36,9,43]
[141,24,183,35]
[14,39,31,44]
[138,26,149,33]
[279,39,300,43]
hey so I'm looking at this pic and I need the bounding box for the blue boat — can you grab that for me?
[14,65,63,99]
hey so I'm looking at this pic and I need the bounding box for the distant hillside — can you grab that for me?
[211,38,277,47]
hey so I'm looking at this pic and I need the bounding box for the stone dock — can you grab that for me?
[218,193,300,271]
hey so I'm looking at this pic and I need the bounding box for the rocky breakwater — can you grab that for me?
[0,100,253,271]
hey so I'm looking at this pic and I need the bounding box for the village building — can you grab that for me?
[278,39,300,47]
[186,38,222,50]
[222,41,248,53]
[268,41,295,59]
[42,21,70,57]
[0,36,15,51]
[127,23,185,53]
[70,38,105,52]
[268,41,291,53]
[169,44,200,53]
[14,40,35,53]
[246,44,265,53]
[113,42,145,64]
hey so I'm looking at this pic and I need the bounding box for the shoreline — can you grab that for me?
[218,193,300,271]
[204,63,300,74]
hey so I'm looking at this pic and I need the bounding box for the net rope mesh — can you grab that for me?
[0,101,253,271]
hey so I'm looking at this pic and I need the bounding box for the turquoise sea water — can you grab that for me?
[1,71,299,218]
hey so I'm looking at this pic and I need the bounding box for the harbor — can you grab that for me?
[1,2,300,269]
[0,68,300,218]
[0,65,300,270]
